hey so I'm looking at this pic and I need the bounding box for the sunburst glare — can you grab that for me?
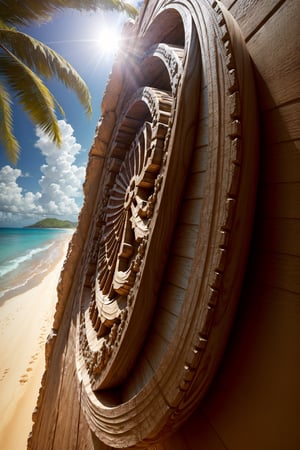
[95,25,122,55]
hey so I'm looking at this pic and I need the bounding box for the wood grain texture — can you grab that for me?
[246,0,300,109]
[263,102,300,144]
[226,0,285,41]
[72,0,259,446]
[221,0,237,9]
[173,1,300,449]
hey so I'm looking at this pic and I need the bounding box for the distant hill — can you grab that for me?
[26,218,77,229]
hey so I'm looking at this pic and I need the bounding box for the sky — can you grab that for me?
[0,4,141,227]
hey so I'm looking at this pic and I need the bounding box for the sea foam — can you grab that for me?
[0,242,54,278]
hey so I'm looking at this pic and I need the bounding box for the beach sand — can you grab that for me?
[0,233,72,450]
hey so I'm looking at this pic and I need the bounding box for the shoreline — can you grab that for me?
[0,229,74,305]
[0,233,72,450]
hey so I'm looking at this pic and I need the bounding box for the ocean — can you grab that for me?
[0,228,73,302]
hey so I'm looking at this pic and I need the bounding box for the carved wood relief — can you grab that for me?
[75,0,258,447]
[79,86,174,390]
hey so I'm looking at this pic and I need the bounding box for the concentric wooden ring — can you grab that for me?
[76,0,258,446]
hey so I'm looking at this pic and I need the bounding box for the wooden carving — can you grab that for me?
[75,0,258,447]
[79,85,174,389]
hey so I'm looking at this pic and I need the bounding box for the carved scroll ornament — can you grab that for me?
[76,0,258,447]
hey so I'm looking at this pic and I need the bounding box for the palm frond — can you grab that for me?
[0,27,92,116]
[123,2,138,18]
[0,0,137,26]
[0,45,62,149]
[0,80,20,164]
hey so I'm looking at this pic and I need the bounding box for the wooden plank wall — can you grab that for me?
[29,1,299,449]
[158,1,300,449]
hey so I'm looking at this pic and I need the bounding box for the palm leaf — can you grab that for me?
[0,27,92,117]
[123,2,138,18]
[0,45,62,149]
[0,0,137,26]
[0,80,20,164]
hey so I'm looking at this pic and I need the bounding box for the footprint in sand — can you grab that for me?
[19,374,29,384]
[29,352,39,365]
[39,330,47,344]
[0,368,9,382]
[19,354,40,384]
[19,364,35,383]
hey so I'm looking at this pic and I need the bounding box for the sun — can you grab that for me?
[95,25,122,55]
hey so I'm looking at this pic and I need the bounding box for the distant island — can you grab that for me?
[26,218,77,229]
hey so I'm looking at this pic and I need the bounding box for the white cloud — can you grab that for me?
[0,166,42,216]
[36,120,86,217]
[0,120,86,226]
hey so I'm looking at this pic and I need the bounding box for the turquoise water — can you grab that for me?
[0,228,72,301]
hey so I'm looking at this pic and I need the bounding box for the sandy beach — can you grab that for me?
[0,232,72,450]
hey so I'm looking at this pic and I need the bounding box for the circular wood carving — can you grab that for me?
[76,0,258,447]
[79,86,176,390]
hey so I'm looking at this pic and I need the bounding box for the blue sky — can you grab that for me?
[0,6,138,227]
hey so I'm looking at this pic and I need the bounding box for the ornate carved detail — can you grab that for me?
[78,86,174,389]
[76,0,259,447]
